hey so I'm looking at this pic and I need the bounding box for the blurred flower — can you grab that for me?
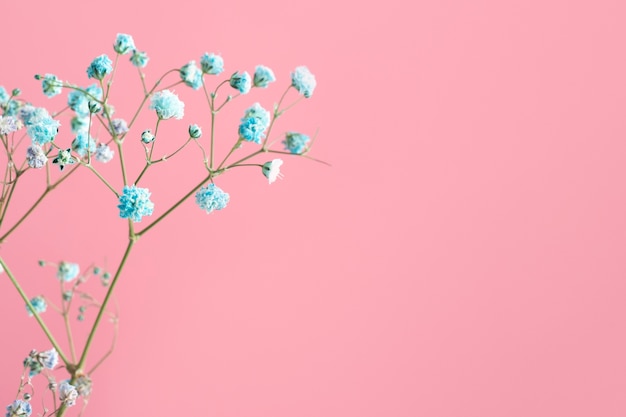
[242,103,270,129]
[87,54,113,80]
[68,84,103,118]
[0,115,21,135]
[130,50,149,68]
[26,296,47,317]
[282,131,310,154]
[141,129,155,143]
[149,90,184,120]
[238,117,265,144]
[59,382,78,407]
[41,74,62,97]
[253,65,275,88]
[291,66,316,98]
[38,348,58,370]
[74,375,93,397]
[94,143,114,163]
[26,144,48,169]
[229,71,251,94]
[111,118,129,135]
[118,185,155,222]
[200,53,224,75]
[180,61,203,90]
[114,33,135,55]
[195,184,229,214]
[262,159,284,184]
[57,262,80,282]
[26,111,60,145]
[71,132,96,157]
[5,399,31,417]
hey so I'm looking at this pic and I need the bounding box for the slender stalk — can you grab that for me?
[82,163,120,197]
[0,258,70,367]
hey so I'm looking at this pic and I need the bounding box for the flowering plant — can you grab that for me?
[1,33,323,417]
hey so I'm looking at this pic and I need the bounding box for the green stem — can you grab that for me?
[82,163,120,197]
[0,258,71,367]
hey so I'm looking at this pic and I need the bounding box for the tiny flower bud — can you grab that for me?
[62,291,73,301]
[34,74,42,80]
[38,260,46,267]
[103,271,111,279]
[93,267,101,275]
[141,130,154,144]
[78,306,86,313]
[77,314,84,321]
[12,88,21,97]
[88,101,102,114]
[23,394,31,401]
[188,124,202,139]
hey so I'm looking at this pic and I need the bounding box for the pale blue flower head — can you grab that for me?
[52,148,76,171]
[26,296,47,316]
[68,84,103,117]
[41,74,63,97]
[238,117,265,144]
[141,129,155,143]
[57,262,80,282]
[130,50,149,68]
[195,183,229,214]
[282,132,310,154]
[188,124,202,139]
[23,353,43,377]
[70,116,89,134]
[262,159,284,184]
[114,33,135,55]
[38,348,58,370]
[86,54,113,80]
[0,115,21,135]
[5,399,32,417]
[149,90,184,120]
[200,53,224,75]
[229,71,251,94]
[26,144,48,169]
[291,66,316,98]
[180,61,203,90]
[26,112,60,145]
[74,375,92,397]
[0,86,9,105]
[242,103,270,130]
[59,382,78,407]
[71,132,96,157]
[253,65,276,88]
[111,118,129,135]
[118,185,154,222]
[94,143,114,163]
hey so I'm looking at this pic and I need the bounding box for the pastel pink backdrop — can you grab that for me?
[1,0,626,416]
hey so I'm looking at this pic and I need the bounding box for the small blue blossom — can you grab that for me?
[70,116,89,134]
[242,103,270,130]
[229,71,251,94]
[41,74,63,97]
[118,185,155,222]
[39,348,58,370]
[4,100,19,117]
[253,65,276,88]
[238,117,265,144]
[114,33,135,55]
[141,129,155,143]
[200,53,224,75]
[71,132,96,158]
[180,61,203,90]
[20,106,47,126]
[52,148,76,171]
[59,382,78,407]
[26,296,47,317]
[0,86,9,105]
[94,143,114,163]
[262,159,284,184]
[26,144,48,169]
[23,354,43,377]
[282,132,310,154]
[291,66,316,98]
[130,50,149,68]
[111,118,129,135]
[57,262,80,282]
[5,399,32,417]
[68,84,103,118]
[0,115,20,135]
[86,54,113,80]
[195,184,229,214]
[188,124,202,139]
[149,90,184,120]
[26,112,60,145]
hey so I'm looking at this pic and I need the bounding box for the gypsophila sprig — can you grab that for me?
[0,32,323,417]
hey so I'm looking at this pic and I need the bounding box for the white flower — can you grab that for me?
[59,381,78,407]
[261,159,284,184]
[94,143,114,163]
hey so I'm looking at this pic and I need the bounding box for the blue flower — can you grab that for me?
[118,185,155,222]
[195,184,229,214]
[26,112,60,145]
[41,74,62,97]
[229,71,251,94]
[52,148,76,171]
[68,84,103,117]
[149,90,184,120]
[253,65,276,88]
[114,33,135,55]
[282,132,310,154]
[200,53,224,75]
[39,348,58,369]
[242,103,270,130]
[71,132,96,157]
[0,116,20,135]
[180,61,203,90]
[57,262,80,282]
[238,117,265,144]
[26,296,47,317]
[5,399,32,417]
[262,159,284,184]
[94,143,114,163]
[23,354,42,377]
[0,86,9,105]
[111,118,129,135]
[291,66,316,98]
[188,124,202,139]
[59,382,78,407]
[20,106,47,126]
[141,129,155,143]
[86,54,113,80]
[70,116,89,133]
[26,145,48,169]
[130,50,149,68]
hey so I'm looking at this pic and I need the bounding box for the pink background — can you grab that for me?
[2,0,626,416]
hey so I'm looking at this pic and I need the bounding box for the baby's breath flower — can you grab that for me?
[38,348,58,370]
[242,103,270,130]
[26,144,48,169]
[70,116,89,134]
[94,143,114,163]
[180,61,203,90]
[71,132,96,158]
[130,50,149,68]
[41,74,62,97]
[59,381,78,407]
[26,296,47,317]
[118,185,155,222]
[68,84,103,118]
[253,65,276,88]
[86,54,113,80]
[149,90,184,120]
[5,399,31,417]
[195,184,229,214]
[52,148,76,171]
[0,115,21,135]
[23,353,43,377]
[141,129,155,143]
[291,66,316,98]
[200,53,224,75]
[57,262,80,282]
[262,159,284,184]
[26,111,60,145]
[188,124,202,139]
[282,132,310,154]
[229,71,251,94]
[74,375,93,397]
[111,118,129,135]
[0,86,9,105]
[238,117,265,144]
[114,33,135,55]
